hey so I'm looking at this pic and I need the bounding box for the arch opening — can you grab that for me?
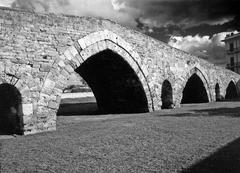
[74,49,149,114]
[215,83,221,101]
[225,81,238,100]
[181,73,209,104]
[58,85,98,115]
[161,80,173,109]
[0,83,23,135]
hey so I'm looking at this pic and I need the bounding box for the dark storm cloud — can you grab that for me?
[131,0,240,44]
[185,17,240,37]
[157,0,238,26]
[129,0,240,66]
[128,0,240,28]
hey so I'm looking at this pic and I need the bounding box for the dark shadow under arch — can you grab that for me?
[181,74,209,104]
[0,83,23,135]
[161,80,173,109]
[215,83,221,101]
[72,49,149,114]
[225,81,238,100]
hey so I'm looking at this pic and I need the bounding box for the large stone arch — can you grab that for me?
[180,67,212,103]
[38,30,153,121]
[74,30,153,110]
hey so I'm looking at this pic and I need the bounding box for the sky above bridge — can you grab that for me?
[0,0,239,66]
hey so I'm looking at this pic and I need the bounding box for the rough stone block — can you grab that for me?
[69,46,79,57]
[23,103,33,116]
[44,78,56,89]
[97,40,108,52]
[58,60,65,67]
[40,63,51,72]
[78,38,87,49]
[65,64,74,73]
[48,101,59,109]
[64,49,74,61]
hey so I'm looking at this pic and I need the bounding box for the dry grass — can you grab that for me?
[1,102,240,172]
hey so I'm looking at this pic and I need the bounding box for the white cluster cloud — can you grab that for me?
[111,0,126,11]
[0,0,138,27]
[63,0,139,26]
[0,0,15,7]
[168,31,238,65]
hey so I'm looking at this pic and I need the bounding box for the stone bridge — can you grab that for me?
[0,7,240,135]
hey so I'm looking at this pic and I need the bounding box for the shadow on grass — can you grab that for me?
[57,102,149,116]
[57,102,102,116]
[181,137,240,173]
[192,107,240,117]
[154,107,240,118]
[223,98,240,102]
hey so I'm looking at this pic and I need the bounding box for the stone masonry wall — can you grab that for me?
[0,7,240,134]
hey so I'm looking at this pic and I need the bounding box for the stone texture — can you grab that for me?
[0,7,240,135]
[22,104,33,116]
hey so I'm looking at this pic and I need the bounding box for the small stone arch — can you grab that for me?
[180,67,211,103]
[161,80,173,109]
[0,76,27,135]
[0,63,34,134]
[225,80,238,100]
[40,30,154,118]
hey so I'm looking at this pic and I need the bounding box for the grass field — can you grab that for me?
[1,101,240,172]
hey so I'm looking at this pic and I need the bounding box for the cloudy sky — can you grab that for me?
[0,0,239,66]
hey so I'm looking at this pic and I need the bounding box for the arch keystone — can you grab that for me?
[97,40,108,52]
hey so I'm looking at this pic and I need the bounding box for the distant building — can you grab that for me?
[223,32,240,74]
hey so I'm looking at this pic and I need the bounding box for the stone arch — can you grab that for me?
[0,83,23,135]
[225,80,238,100]
[181,67,211,103]
[0,74,34,133]
[0,76,27,135]
[161,80,173,109]
[0,63,35,134]
[76,49,150,113]
[40,30,153,117]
